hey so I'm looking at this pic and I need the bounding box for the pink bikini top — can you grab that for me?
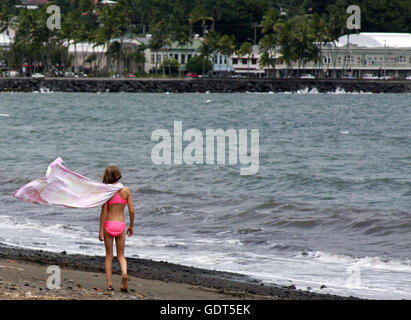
[107,191,127,206]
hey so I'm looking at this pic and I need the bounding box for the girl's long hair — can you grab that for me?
[102,166,122,184]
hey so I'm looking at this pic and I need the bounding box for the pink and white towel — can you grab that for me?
[13,157,122,208]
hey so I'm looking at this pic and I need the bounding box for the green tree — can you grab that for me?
[198,30,220,74]
[97,1,131,74]
[309,13,329,77]
[219,34,236,75]
[189,6,214,36]
[132,43,147,74]
[62,10,86,73]
[186,55,212,74]
[160,58,179,75]
[276,15,320,77]
[238,41,253,77]
[260,8,284,34]
[258,34,277,77]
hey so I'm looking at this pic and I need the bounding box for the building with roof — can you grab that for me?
[231,45,264,76]
[142,37,203,74]
[212,53,233,74]
[65,41,107,74]
[0,31,12,50]
[273,32,411,79]
[22,0,49,5]
[17,0,49,8]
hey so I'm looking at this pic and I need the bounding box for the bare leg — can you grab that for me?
[104,231,114,290]
[115,230,128,291]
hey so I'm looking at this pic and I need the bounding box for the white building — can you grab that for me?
[65,41,107,73]
[321,32,411,78]
[0,32,12,51]
[231,45,264,76]
[212,53,233,74]
[273,32,411,79]
[142,37,203,74]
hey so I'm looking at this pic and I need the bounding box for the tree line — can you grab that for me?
[0,0,409,76]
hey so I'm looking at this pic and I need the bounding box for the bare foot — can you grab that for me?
[106,284,114,291]
[120,275,128,292]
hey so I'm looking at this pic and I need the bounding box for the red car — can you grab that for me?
[185,73,199,78]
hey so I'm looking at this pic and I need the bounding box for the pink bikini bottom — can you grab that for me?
[104,221,126,237]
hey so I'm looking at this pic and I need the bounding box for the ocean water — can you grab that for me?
[0,91,410,299]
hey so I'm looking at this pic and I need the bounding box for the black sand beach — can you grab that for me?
[0,244,360,300]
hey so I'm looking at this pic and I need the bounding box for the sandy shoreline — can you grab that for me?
[0,244,359,300]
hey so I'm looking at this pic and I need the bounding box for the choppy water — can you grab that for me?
[0,91,410,299]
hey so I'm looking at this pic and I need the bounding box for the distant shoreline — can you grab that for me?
[0,244,359,300]
[0,78,409,93]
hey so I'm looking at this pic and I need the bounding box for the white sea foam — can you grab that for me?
[301,250,411,273]
[2,212,411,299]
[0,215,88,239]
[271,86,375,94]
[39,87,52,93]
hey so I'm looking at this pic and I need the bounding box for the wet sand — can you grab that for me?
[0,245,359,300]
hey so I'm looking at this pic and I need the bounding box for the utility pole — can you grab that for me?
[252,22,257,45]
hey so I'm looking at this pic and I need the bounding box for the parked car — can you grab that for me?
[362,73,379,80]
[127,74,136,78]
[53,70,64,77]
[76,72,88,78]
[31,73,45,79]
[7,70,19,77]
[64,72,77,78]
[185,73,199,78]
[342,75,356,79]
[300,74,315,79]
[405,75,411,80]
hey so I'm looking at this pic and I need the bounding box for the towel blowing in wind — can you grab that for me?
[13,157,135,292]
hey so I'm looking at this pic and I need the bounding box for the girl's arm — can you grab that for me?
[126,188,135,237]
[99,203,108,241]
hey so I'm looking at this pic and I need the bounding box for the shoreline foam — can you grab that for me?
[0,244,358,300]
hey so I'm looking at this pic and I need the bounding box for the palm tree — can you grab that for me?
[259,7,286,78]
[219,34,236,76]
[189,7,214,37]
[79,0,96,14]
[258,34,277,77]
[151,20,173,77]
[204,30,221,73]
[0,2,14,34]
[15,8,50,74]
[97,4,123,74]
[63,11,84,73]
[276,16,319,78]
[148,26,163,75]
[276,20,298,77]
[116,0,132,75]
[309,13,328,78]
[260,8,285,34]
[173,25,193,75]
[198,35,214,75]
[326,3,350,78]
[239,41,252,77]
[132,43,146,74]
[107,41,122,73]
